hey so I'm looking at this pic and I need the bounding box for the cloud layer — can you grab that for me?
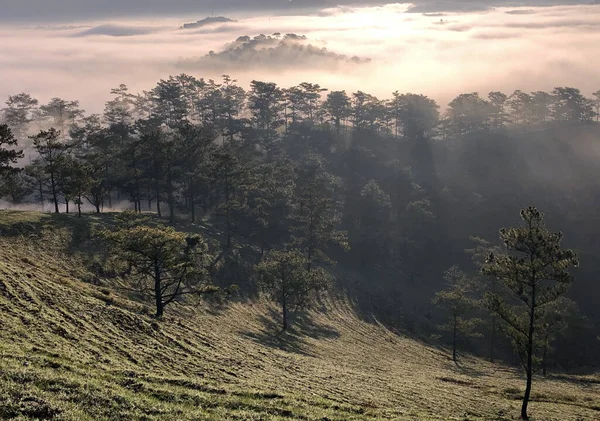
[1,3,599,114]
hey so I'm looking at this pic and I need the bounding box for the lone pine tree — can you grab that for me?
[482,206,578,420]
[101,211,217,318]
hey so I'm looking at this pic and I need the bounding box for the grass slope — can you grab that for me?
[0,211,599,421]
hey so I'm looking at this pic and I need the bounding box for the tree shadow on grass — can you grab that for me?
[0,211,109,254]
[451,357,487,378]
[240,307,340,357]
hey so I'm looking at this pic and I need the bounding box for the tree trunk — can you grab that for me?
[51,173,59,213]
[189,179,195,223]
[306,207,315,272]
[521,287,536,420]
[156,185,162,217]
[154,267,163,318]
[77,199,82,218]
[65,200,69,214]
[522,360,533,420]
[225,174,231,249]
[490,315,496,363]
[260,240,266,259]
[452,314,457,363]
[190,194,196,223]
[281,284,288,331]
[133,173,141,212]
[95,203,100,213]
[167,166,174,224]
[38,183,44,212]
[155,295,164,318]
[542,340,548,377]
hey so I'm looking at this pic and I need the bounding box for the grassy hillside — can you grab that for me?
[0,211,599,421]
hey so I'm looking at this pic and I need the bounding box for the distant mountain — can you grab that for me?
[177,33,371,71]
[180,16,237,29]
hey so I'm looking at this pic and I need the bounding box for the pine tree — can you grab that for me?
[592,90,600,122]
[551,87,595,123]
[538,297,579,376]
[255,249,330,330]
[350,180,392,266]
[0,171,32,203]
[0,124,24,176]
[290,152,348,271]
[24,160,48,211]
[446,92,492,136]
[388,93,439,139]
[218,75,246,142]
[100,211,217,318]
[104,84,135,126]
[39,98,84,132]
[2,93,38,138]
[432,266,482,362]
[244,160,295,255]
[150,77,189,128]
[465,236,504,363]
[175,123,215,223]
[59,157,93,217]
[487,91,509,129]
[210,144,250,251]
[30,128,73,213]
[248,80,285,157]
[323,90,351,137]
[137,122,168,217]
[482,206,579,420]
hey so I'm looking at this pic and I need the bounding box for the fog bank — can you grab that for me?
[1,3,599,112]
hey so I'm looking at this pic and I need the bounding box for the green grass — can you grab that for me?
[0,210,599,420]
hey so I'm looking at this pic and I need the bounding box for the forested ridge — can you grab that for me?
[1,76,600,419]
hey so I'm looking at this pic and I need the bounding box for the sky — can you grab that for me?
[1,1,599,114]
[2,0,594,21]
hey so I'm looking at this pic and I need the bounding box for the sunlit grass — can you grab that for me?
[0,210,599,420]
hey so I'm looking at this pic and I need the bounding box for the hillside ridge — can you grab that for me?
[0,211,599,420]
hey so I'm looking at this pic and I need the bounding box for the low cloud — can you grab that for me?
[505,9,537,14]
[1,3,599,115]
[503,18,600,28]
[471,31,520,39]
[73,24,160,37]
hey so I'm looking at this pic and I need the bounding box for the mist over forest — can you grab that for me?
[2,2,600,114]
[2,2,600,420]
